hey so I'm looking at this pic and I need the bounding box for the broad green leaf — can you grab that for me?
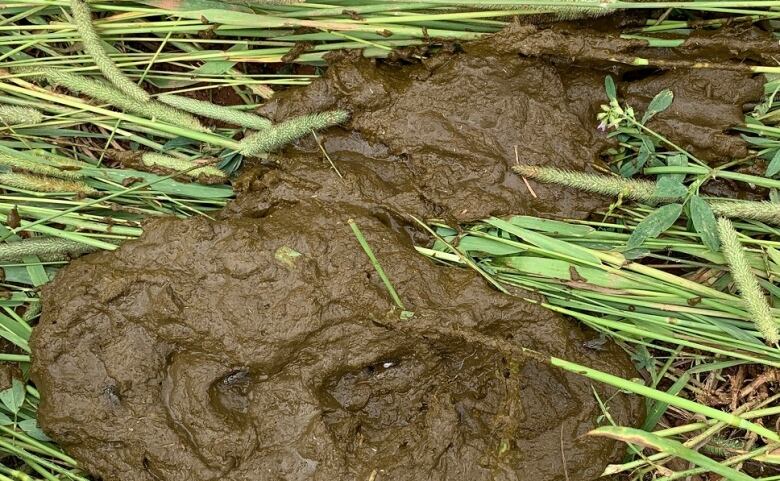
[627,204,682,250]
[618,158,642,178]
[744,135,780,148]
[767,149,780,177]
[457,236,524,256]
[22,256,48,287]
[622,248,651,260]
[17,419,52,442]
[149,43,249,88]
[641,89,674,124]
[0,309,32,341]
[507,216,594,237]
[2,266,54,286]
[639,135,656,154]
[662,153,688,183]
[604,75,617,100]
[687,359,748,374]
[595,426,756,481]
[620,139,654,177]
[434,226,457,237]
[162,137,200,151]
[621,136,656,177]
[653,177,687,199]
[0,412,12,425]
[0,328,29,353]
[0,379,25,414]
[485,218,601,266]
[499,256,645,290]
[190,42,248,76]
[689,196,719,252]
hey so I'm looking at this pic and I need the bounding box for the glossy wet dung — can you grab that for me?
[32,200,642,481]
[31,22,771,481]
[245,23,763,221]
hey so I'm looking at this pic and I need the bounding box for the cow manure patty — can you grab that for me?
[32,200,642,481]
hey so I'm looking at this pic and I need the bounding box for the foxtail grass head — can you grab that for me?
[37,68,206,132]
[0,172,97,196]
[0,237,99,262]
[239,110,349,156]
[710,200,780,226]
[141,153,226,181]
[0,105,43,126]
[513,164,682,203]
[70,0,151,102]
[158,94,272,131]
[717,217,779,345]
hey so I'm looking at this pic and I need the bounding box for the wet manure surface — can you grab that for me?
[245,23,764,221]
[30,22,772,481]
[32,199,642,481]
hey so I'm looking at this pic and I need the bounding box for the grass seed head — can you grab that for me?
[0,151,84,180]
[70,0,151,102]
[39,68,206,132]
[717,217,779,345]
[513,165,681,202]
[710,200,780,226]
[0,172,97,196]
[142,153,226,179]
[0,105,43,126]
[239,110,349,156]
[158,94,272,130]
[0,237,99,262]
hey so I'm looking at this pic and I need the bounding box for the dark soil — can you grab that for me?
[30,22,772,481]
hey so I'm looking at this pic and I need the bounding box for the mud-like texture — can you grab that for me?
[621,69,764,161]
[241,24,764,223]
[31,23,772,481]
[32,199,642,481]
[250,52,611,222]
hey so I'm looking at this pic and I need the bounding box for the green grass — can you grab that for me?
[0,0,779,480]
